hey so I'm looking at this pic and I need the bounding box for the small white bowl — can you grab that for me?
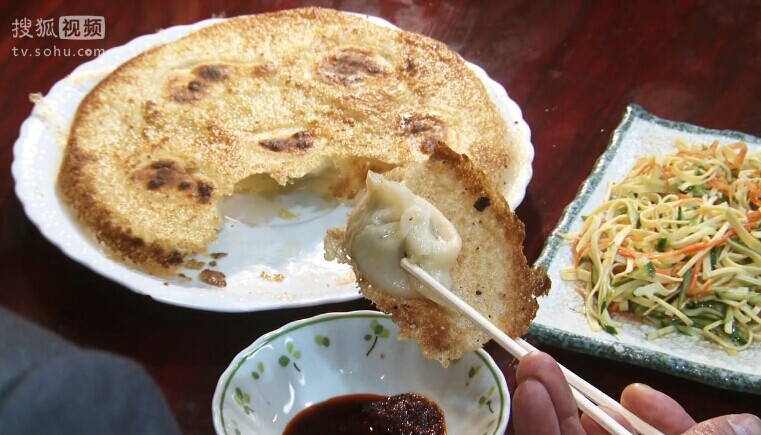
[212,310,510,434]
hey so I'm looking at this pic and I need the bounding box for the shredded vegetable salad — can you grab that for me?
[561,139,761,354]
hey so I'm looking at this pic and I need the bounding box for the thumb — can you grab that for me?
[683,414,761,435]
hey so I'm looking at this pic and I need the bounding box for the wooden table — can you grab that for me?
[2,1,760,433]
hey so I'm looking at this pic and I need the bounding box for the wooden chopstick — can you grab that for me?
[401,258,665,435]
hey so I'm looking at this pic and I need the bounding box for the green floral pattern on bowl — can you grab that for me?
[212,310,509,434]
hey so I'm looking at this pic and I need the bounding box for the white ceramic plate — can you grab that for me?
[534,104,761,393]
[212,311,510,434]
[11,13,533,312]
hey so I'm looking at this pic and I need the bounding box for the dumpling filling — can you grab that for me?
[347,171,461,301]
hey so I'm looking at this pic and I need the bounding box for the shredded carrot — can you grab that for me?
[618,230,732,259]
[708,174,730,196]
[689,278,714,298]
[615,246,642,259]
[719,141,748,168]
[729,141,748,167]
[694,278,715,297]
[623,235,642,244]
[573,238,610,269]
[574,244,590,269]
[632,157,662,177]
[750,186,761,208]
[688,260,701,293]
[617,210,761,260]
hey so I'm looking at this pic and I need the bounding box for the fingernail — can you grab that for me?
[628,382,658,394]
[728,414,761,435]
[630,383,653,391]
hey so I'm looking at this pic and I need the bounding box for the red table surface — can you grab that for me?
[1,1,760,434]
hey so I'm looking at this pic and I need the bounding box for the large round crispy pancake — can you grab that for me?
[58,7,514,273]
[325,144,550,364]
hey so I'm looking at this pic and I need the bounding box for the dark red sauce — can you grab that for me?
[283,393,446,435]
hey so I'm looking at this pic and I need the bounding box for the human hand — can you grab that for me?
[581,382,761,435]
[513,351,586,435]
[513,351,761,435]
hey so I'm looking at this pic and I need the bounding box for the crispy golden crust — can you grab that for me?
[57,7,513,273]
[326,144,550,364]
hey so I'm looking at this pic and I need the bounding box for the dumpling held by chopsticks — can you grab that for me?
[325,144,550,365]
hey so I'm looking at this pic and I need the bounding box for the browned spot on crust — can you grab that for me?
[134,160,184,190]
[150,160,177,170]
[317,47,388,85]
[194,64,228,81]
[210,252,228,259]
[168,76,205,103]
[199,269,226,287]
[167,64,229,104]
[161,250,185,267]
[400,113,447,154]
[473,196,490,211]
[259,131,314,153]
[196,181,214,204]
[132,160,214,204]
[143,100,161,122]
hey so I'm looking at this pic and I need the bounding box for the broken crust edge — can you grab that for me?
[324,144,550,365]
